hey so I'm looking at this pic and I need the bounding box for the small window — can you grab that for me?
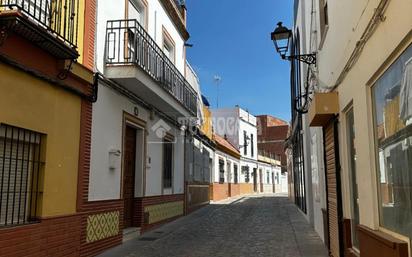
[242,166,250,183]
[319,0,329,47]
[250,134,254,157]
[219,159,225,184]
[243,131,247,155]
[267,172,270,184]
[0,124,44,227]
[226,161,231,183]
[234,164,238,184]
[128,0,147,28]
[163,137,173,189]
[162,28,175,64]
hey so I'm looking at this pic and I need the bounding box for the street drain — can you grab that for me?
[139,237,158,241]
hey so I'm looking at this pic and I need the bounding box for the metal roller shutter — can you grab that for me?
[324,120,342,257]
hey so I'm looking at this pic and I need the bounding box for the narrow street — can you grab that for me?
[99,195,328,257]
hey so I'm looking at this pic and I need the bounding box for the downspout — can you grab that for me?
[183,129,188,214]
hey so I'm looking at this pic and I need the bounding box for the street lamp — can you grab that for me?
[270,22,292,59]
[239,135,251,148]
[270,22,316,65]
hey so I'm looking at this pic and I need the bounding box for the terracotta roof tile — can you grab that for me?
[214,133,240,156]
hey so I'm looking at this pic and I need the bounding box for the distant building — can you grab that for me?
[257,155,286,194]
[256,115,289,172]
[211,133,241,201]
[185,63,215,213]
[211,106,259,194]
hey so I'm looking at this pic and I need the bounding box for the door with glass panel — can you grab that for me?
[346,108,360,250]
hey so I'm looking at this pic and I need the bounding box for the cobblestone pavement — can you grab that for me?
[99,194,329,257]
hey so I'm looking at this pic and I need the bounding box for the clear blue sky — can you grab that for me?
[185,0,293,121]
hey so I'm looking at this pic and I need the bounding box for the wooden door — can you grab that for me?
[324,119,343,257]
[123,126,137,228]
[259,169,263,192]
[253,168,258,192]
[272,173,276,193]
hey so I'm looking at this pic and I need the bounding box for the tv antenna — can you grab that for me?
[213,75,222,108]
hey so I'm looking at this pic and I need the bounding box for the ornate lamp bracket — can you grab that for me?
[286,53,317,65]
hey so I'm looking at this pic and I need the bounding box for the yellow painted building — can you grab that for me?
[0,63,82,216]
[201,105,214,140]
[0,0,95,255]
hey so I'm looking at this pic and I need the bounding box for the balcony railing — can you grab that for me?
[0,0,79,48]
[105,19,197,116]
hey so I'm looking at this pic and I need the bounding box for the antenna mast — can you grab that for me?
[213,75,222,108]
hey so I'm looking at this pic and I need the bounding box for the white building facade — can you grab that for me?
[287,0,328,245]
[88,0,197,247]
[291,0,412,256]
[212,107,258,195]
[184,62,215,212]
[257,155,285,194]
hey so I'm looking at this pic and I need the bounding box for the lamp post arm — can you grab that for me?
[285,53,317,65]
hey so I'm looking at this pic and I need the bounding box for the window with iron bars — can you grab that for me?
[0,124,44,227]
[233,164,238,184]
[219,159,225,184]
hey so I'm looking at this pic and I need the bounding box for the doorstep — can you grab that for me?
[123,227,140,243]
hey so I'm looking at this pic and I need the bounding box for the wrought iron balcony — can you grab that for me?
[105,19,197,116]
[0,0,79,59]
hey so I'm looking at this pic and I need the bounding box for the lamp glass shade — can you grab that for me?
[271,22,292,58]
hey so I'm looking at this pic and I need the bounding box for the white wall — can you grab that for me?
[96,0,186,74]
[89,83,185,201]
[213,150,240,184]
[211,108,240,149]
[239,159,258,184]
[185,62,204,122]
[211,107,258,161]
[310,127,327,242]
[239,118,258,161]
[203,144,215,183]
[294,0,316,227]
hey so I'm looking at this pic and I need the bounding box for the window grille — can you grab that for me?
[163,139,173,189]
[0,124,44,227]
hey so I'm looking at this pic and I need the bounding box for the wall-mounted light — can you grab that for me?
[239,135,251,148]
[270,22,316,65]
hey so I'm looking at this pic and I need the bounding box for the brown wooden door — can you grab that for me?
[253,168,258,192]
[259,169,263,192]
[272,173,276,193]
[324,119,343,257]
[123,126,136,228]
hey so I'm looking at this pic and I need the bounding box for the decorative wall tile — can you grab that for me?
[86,211,120,243]
[144,201,184,224]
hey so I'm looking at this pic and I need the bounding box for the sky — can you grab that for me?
[185,0,294,121]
